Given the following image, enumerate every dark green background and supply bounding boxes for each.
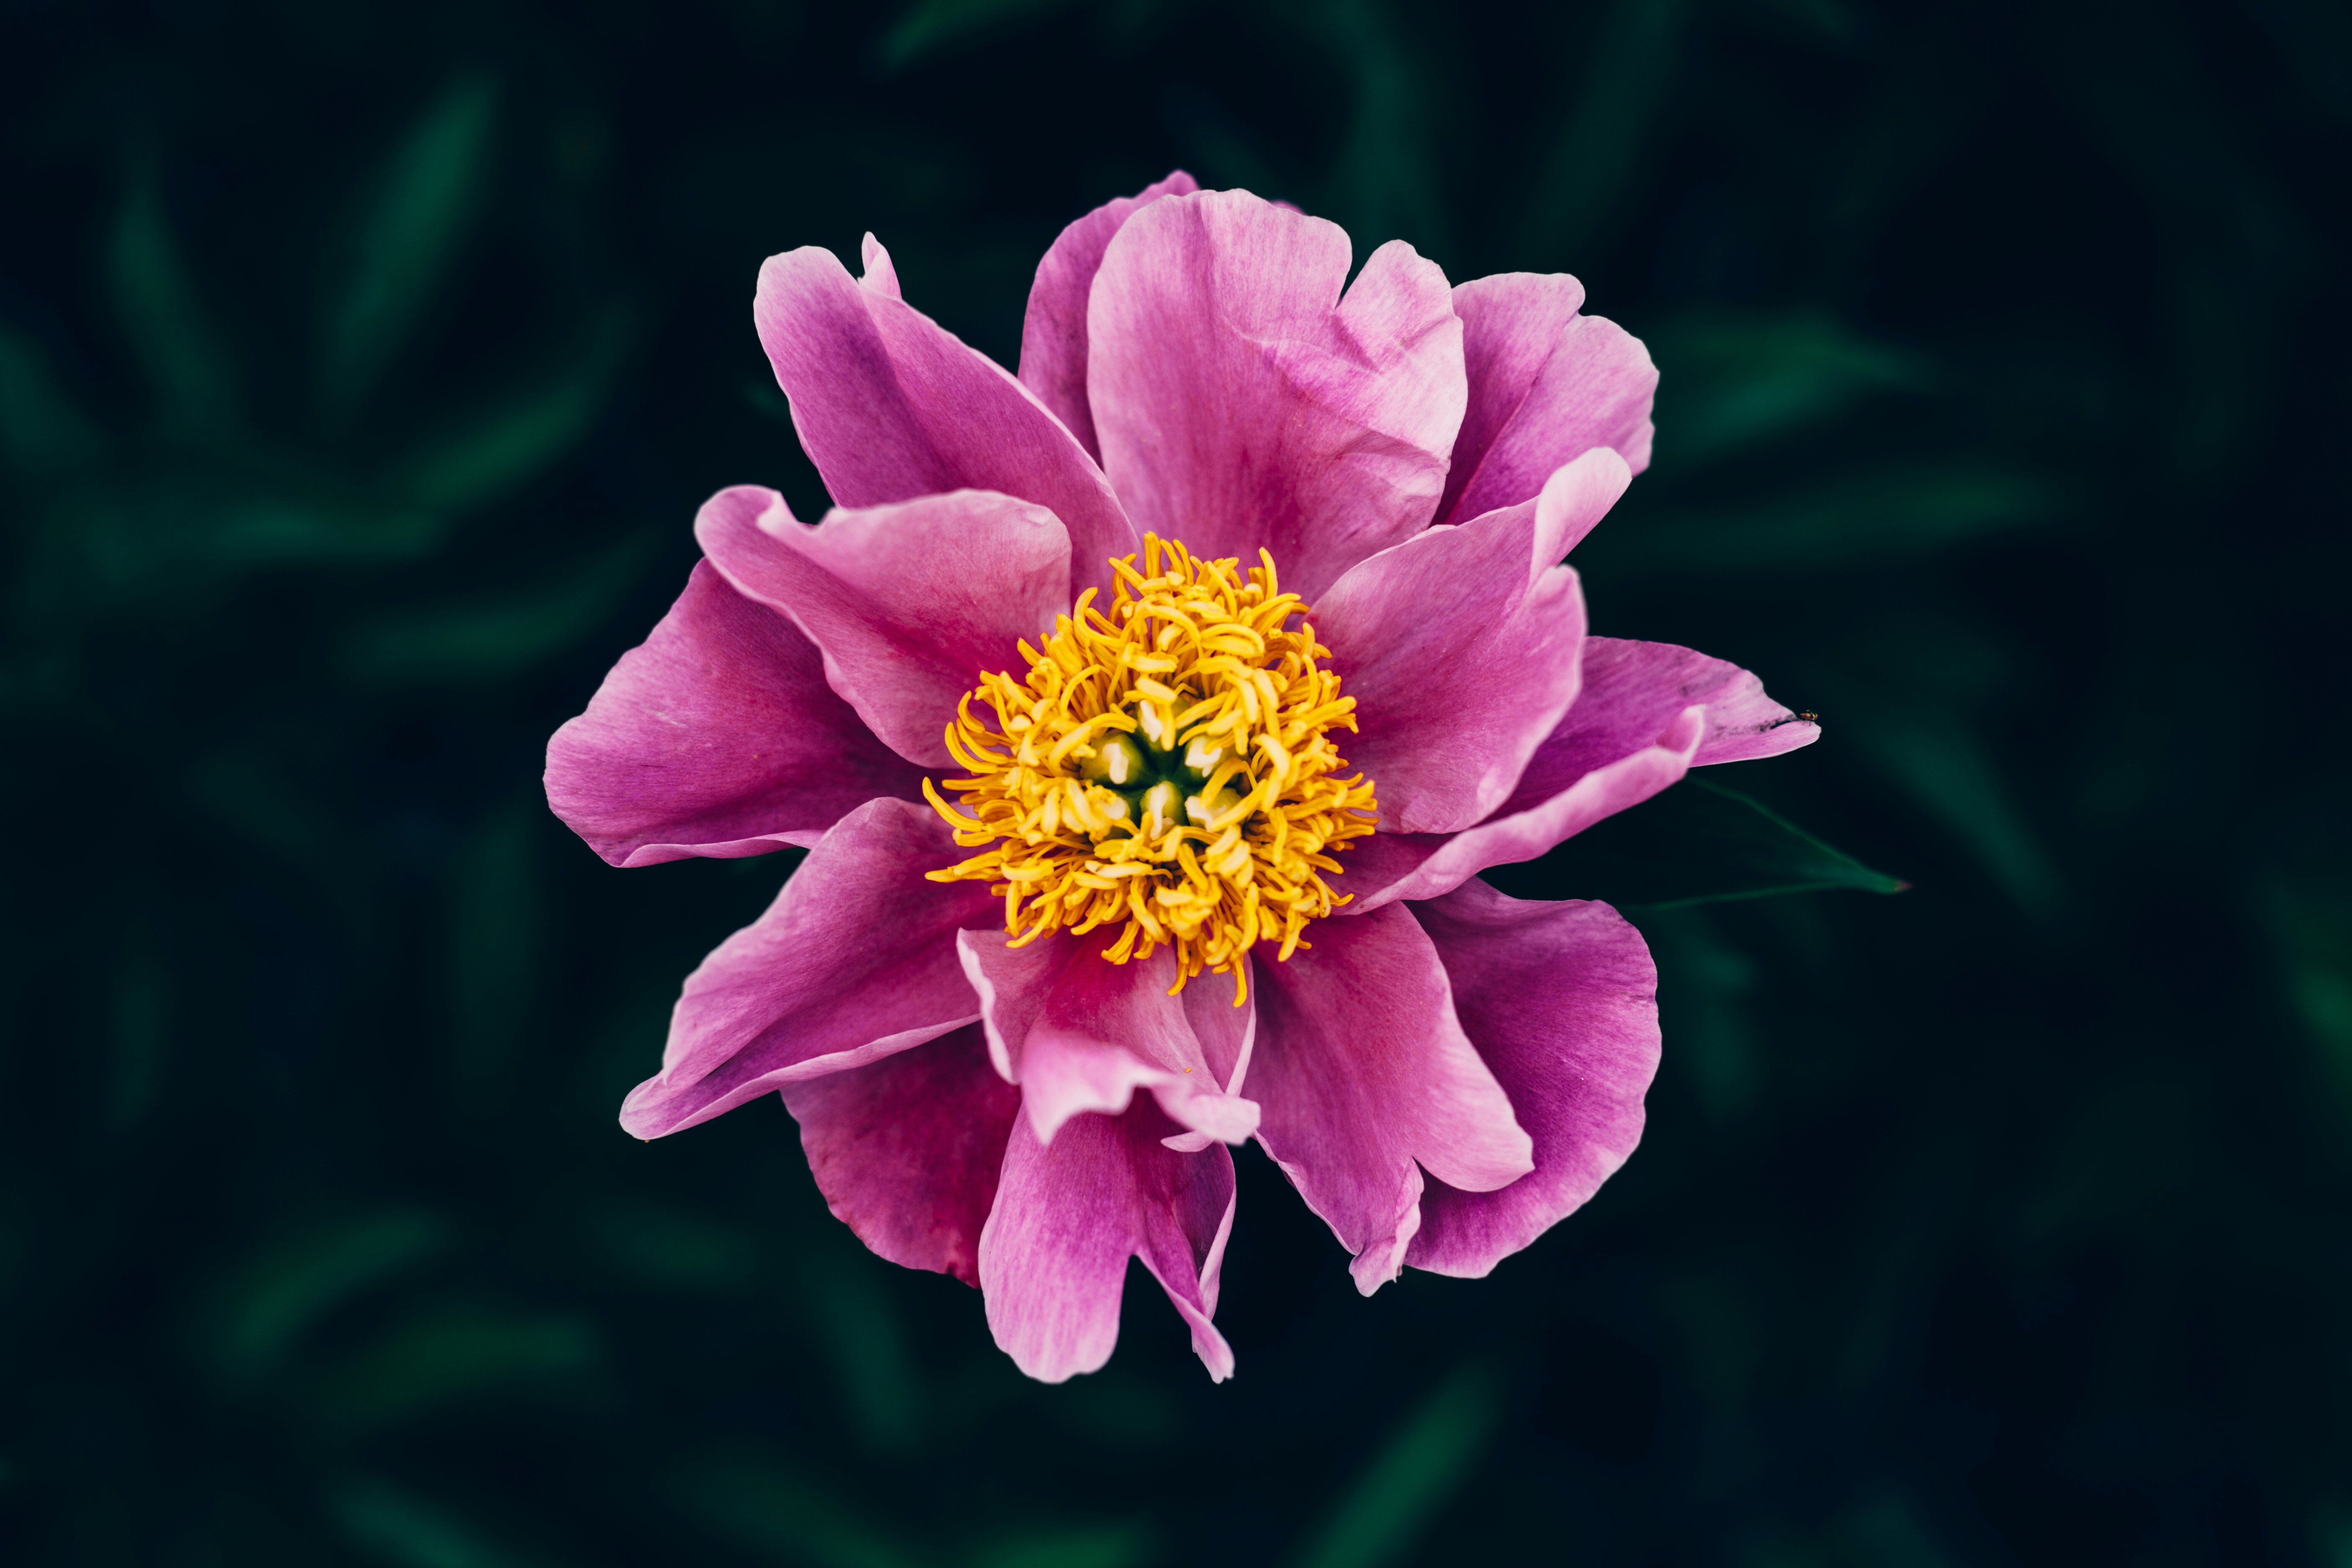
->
[5,0,2348,1562]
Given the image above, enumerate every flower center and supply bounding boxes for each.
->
[923,536,1378,1005]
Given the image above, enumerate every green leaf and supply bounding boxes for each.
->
[1602,462,2053,575]
[330,1477,547,1568]
[678,1453,930,1568]
[877,0,1089,72]
[324,75,500,414]
[1656,313,1929,464]
[395,311,629,512]
[340,536,650,686]
[106,164,240,444]
[312,1303,598,1430]
[1488,777,1906,910]
[1294,1363,1503,1568]
[0,320,101,475]
[203,1211,449,1378]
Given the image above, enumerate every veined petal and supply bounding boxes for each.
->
[1247,903,1532,1295]
[980,1103,1237,1382]
[1319,451,1627,835]
[545,561,926,867]
[696,484,1070,770]
[1406,882,1659,1277]
[1338,706,1707,913]
[1439,272,1657,527]
[958,929,1260,1149]
[1339,636,1816,911]
[1018,170,1199,463]
[755,239,1137,599]
[781,1024,1018,1286]
[1513,636,1821,794]
[619,798,995,1139]
[1086,189,1467,599]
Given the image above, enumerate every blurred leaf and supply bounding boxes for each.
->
[2266,879,2352,1124]
[582,1201,762,1288]
[878,0,1091,72]
[1294,1363,1502,1568]
[205,1211,449,1378]
[0,320,101,474]
[1849,711,2062,923]
[966,1523,1151,1568]
[1516,0,1683,263]
[810,1259,923,1453]
[1641,905,1762,1118]
[680,1453,930,1568]
[1607,464,2053,574]
[106,164,240,443]
[325,75,500,415]
[1491,777,1906,910]
[1657,313,1929,464]
[313,1303,598,1429]
[103,900,170,1134]
[1317,0,1448,257]
[341,536,651,686]
[396,312,629,512]
[332,1476,547,1568]
[446,797,547,1106]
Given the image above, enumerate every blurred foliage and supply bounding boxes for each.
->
[1,0,2347,1563]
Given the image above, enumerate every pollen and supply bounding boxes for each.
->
[923,535,1379,1005]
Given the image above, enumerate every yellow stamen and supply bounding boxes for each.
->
[924,535,1379,1003]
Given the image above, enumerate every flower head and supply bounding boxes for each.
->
[546,175,1818,1382]
[925,535,1376,1003]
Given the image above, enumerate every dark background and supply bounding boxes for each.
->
[4,0,2349,1563]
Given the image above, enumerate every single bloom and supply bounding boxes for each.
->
[546,175,1816,1382]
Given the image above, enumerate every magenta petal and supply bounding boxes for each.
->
[1340,707,1707,913]
[1527,636,1823,786]
[695,484,1069,769]
[1248,903,1532,1295]
[1340,635,1818,910]
[754,241,1137,598]
[1439,273,1658,528]
[1320,451,1627,834]
[1406,882,1659,1277]
[781,1023,1018,1287]
[980,1103,1237,1382]
[958,930,1259,1148]
[618,798,995,1139]
[1018,170,1199,463]
[546,561,926,867]
[1086,189,1467,598]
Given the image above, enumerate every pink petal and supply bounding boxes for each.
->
[694,483,1070,770]
[1439,273,1658,528]
[1085,189,1467,599]
[1247,903,1532,1295]
[754,240,1136,598]
[1339,706,1707,913]
[1017,170,1199,463]
[1518,637,1823,793]
[1319,451,1627,834]
[618,798,995,1139]
[980,1102,1237,1383]
[1340,637,1818,911]
[781,1023,1017,1287]
[545,561,928,867]
[958,929,1259,1149]
[1405,882,1659,1277]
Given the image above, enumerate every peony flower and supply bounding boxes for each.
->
[546,174,1816,1382]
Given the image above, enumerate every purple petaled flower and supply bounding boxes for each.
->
[546,175,1816,1382]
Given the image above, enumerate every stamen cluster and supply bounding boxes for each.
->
[923,536,1378,1004]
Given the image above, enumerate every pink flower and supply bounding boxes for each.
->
[545,175,1816,1382]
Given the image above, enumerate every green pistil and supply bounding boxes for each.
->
[1079,717,1242,833]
